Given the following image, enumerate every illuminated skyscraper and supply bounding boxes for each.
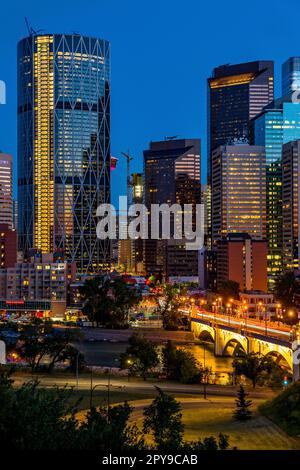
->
[211,144,266,244]
[282,139,300,270]
[253,100,300,288]
[17,34,111,273]
[207,61,274,247]
[143,139,201,280]
[0,153,12,227]
[282,57,300,98]
[131,173,144,273]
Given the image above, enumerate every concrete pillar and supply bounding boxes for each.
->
[214,328,224,356]
[293,346,300,382]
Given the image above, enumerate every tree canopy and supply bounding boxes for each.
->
[79,275,141,328]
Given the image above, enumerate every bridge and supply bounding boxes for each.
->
[191,309,300,381]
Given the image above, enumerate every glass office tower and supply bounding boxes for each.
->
[282,139,300,270]
[282,57,300,97]
[207,61,274,248]
[253,101,300,289]
[143,139,201,280]
[17,34,111,273]
[211,144,266,244]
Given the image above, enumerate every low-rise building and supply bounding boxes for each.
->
[0,253,76,318]
[232,291,278,318]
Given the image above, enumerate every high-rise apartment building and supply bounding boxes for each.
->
[143,139,201,279]
[211,144,266,244]
[216,233,267,292]
[253,100,300,288]
[17,34,111,273]
[282,139,300,270]
[282,57,300,98]
[0,153,12,227]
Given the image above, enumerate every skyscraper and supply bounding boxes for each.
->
[131,173,144,273]
[143,139,201,280]
[253,100,300,288]
[282,57,300,98]
[208,61,274,155]
[282,139,300,270]
[211,144,266,244]
[0,153,12,228]
[207,61,274,247]
[17,34,111,273]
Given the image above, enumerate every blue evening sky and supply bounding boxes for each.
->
[0,0,298,205]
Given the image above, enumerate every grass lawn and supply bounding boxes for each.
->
[129,397,300,450]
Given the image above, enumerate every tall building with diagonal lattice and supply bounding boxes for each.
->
[17,34,111,273]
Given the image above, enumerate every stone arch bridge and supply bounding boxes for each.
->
[191,317,300,381]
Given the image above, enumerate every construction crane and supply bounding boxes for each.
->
[25,17,44,36]
[120,151,134,207]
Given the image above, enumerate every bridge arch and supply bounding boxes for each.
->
[223,338,247,357]
[191,321,215,343]
[264,350,291,370]
[198,329,215,343]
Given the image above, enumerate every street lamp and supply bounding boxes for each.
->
[243,306,248,332]
[127,358,133,382]
[226,302,231,326]
[200,299,205,318]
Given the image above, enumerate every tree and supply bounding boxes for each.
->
[218,280,240,302]
[17,321,82,373]
[162,341,209,384]
[78,401,144,451]
[120,334,159,380]
[79,275,141,329]
[143,387,184,450]
[233,385,252,421]
[155,284,186,330]
[108,278,142,328]
[183,433,230,451]
[232,353,278,388]
[0,374,230,450]
[79,276,113,326]
[275,271,300,313]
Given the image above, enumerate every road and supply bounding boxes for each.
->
[13,372,274,400]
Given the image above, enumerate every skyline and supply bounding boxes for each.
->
[0,0,299,206]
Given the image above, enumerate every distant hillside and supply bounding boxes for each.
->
[260,381,300,436]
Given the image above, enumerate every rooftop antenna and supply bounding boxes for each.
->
[25,17,44,36]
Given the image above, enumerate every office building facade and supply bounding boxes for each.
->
[282,57,300,98]
[282,139,300,270]
[143,139,201,279]
[0,224,17,268]
[17,34,111,273]
[0,153,13,227]
[253,100,300,288]
[131,173,144,273]
[216,233,267,292]
[207,60,274,275]
[211,144,266,244]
